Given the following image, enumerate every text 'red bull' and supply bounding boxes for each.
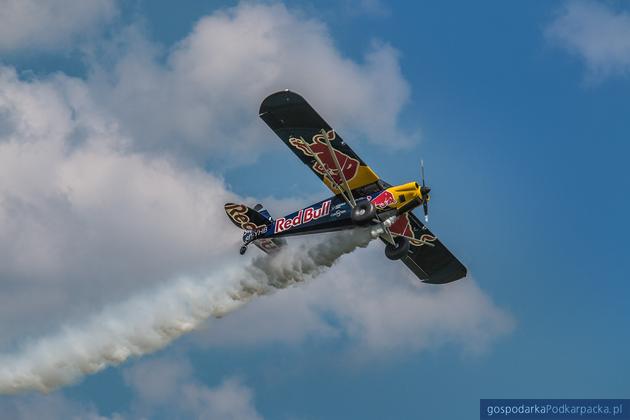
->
[274,200,331,234]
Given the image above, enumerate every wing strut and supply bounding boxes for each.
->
[370,215,397,245]
[381,223,397,245]
[319,129,397,243]
[320,129,356,208]
[294,136,356,208]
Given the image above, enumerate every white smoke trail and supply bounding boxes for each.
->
[0,229,372,394]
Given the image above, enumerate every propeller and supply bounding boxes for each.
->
[420,160,430,222]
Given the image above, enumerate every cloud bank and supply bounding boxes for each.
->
[0,1,511,406]
[86,2,413,163]
[1,356,261,420]
[0,0,420,351]
[0,66,240,348]
[123,357,262,420]
[0,0,117,52]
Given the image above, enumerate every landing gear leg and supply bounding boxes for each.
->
[239,245,247,255]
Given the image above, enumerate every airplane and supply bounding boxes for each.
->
[224,90,467,284]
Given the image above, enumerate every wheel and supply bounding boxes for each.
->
[239,246,247,255]
[385,236,410,260]
[351,200,376,225]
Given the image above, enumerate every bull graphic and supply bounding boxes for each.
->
[371,190,396,209]
[289,130,359,186]
[390,215,437,247]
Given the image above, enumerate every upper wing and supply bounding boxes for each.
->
[389,211,467,284]
[259,91,380,194]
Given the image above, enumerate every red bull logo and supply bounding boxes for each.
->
[289,130,359,185]
[371,190,396,209]
[274,200,331,234]
[389,214,437,247]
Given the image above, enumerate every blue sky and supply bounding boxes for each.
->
[0,1,629,419]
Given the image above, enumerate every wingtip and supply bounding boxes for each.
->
[259,90,307,116]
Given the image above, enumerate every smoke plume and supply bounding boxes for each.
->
[0,229,372,394]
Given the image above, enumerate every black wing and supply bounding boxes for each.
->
[397,212,467,284]
[259,91,381,195]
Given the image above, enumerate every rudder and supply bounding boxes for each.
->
[224,203,285,254]
[224,203,270,230]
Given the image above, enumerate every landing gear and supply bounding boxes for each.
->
[239,245,247,255]
[385,236,410,260]
[351,200,376,225]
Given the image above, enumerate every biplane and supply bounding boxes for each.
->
[225,91,466,284]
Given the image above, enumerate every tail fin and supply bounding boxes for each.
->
[224,203,285,254]
[253,203,274,222]
[224,203,271,230]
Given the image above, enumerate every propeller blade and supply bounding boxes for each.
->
[421,159,426,187]
[420,159,429,222]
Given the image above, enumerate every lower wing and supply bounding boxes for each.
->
[389,212,467,284]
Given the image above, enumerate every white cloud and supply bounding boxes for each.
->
[123,357,194,404]
[86,2,413,164]
[123,357,262,420]
[194,243,513,357]
[182,378,262,420]
[0,356,259,420]
[0,66,240,348]
[0,393,120,420]
[0,0,117,53]
[546,1,630,79]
